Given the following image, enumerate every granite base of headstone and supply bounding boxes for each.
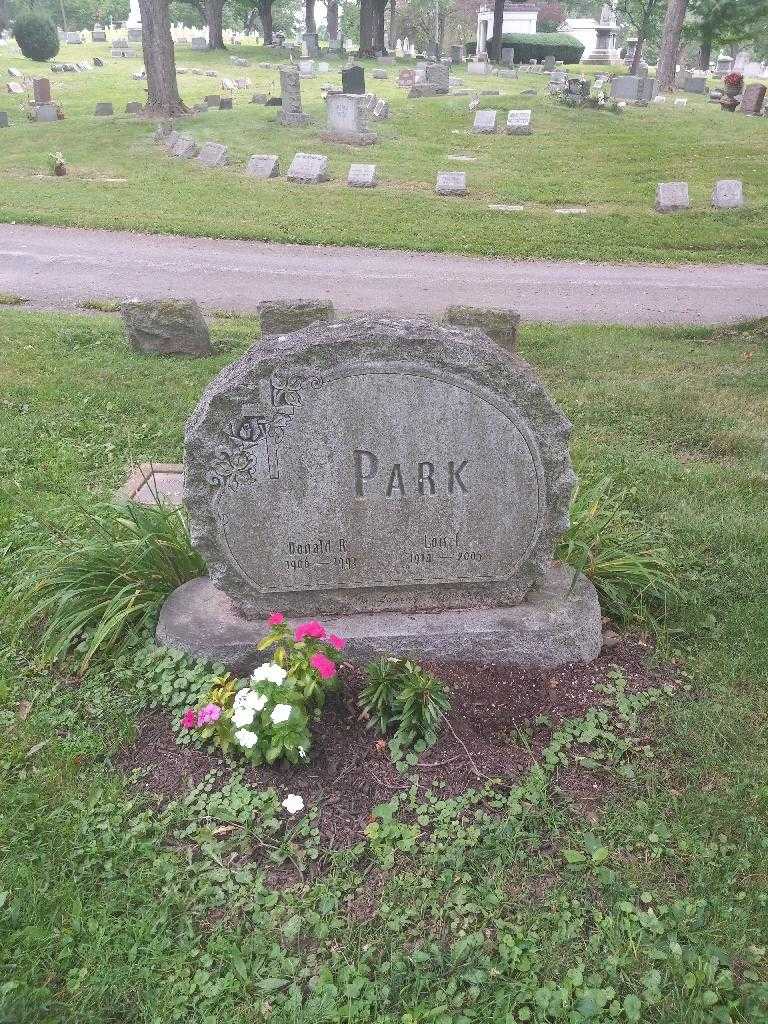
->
[33,103,58,122]
[120,299,213,356]
[94,102,113,116]
[155,314,601,670]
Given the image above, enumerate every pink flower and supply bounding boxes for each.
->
[310,652,337,680]
[181,708,197,729]
[267,612,285,627]
[295,620,326,642]
[328,634,346,651]
[197,703,221,726]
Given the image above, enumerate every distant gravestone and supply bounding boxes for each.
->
[673,97,687,109]
[94,102,113,115]
[711,179,744,209]
[298,59,315,77]
[286,152,330,183]
[171,134,199,159]
[436,170,467,195]
[506,109,532,135]
[125,101,142,113]
[342,64,365,94]
[655,181,689,213]
[373,68,388,80]
[191,37,207,50]
[398,69,415,89]
[450,45,464,63]
[197,141,229,167]
[323,92,376,144]
[7,82,24,95]
[467,61,489,75]
[371,98,389,120]
[473,109,497,133]
[219,97,233,109]
[681,75,706,94]
[121,299,213,357]
[34,103,58,122]
[92,28,107,41]
[348,162,377,187]
[33,78,51,104]
[501,47,514,66]
[279,66,311,125]
[739,83,766,115]
[157,314,600,671]
[0,112,8,128]
[246,153,280,178]
[204,94,220,107]
[544,54,556,71]
[111,48,135,58]
[258,300,334,336]
[425,62,449,94]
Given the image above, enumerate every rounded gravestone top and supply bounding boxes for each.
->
[185,315,575,618]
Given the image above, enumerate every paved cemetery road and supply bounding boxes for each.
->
[2,223,768,325]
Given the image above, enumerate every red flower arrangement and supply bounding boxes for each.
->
[724,71,744,89]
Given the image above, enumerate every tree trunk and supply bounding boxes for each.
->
[656,0,689,92]
[630,20,647,73]
[436,7,445,58]
[358,0,375,56]
[0,0,7,33]
[489,0,505,60]
[138,0,187,117]
[373,0,387,52]
[58,0,68,32]
[256,0,273,43]
[327,0,338,41]
[698,28,712,71]
[305,0,316,34]
[388,0,395,48]
[204,0,225,49]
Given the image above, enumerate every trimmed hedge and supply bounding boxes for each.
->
[466,31,584,64]
[13,12,60,60]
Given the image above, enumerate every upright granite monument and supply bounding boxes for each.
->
[157,315,601,670]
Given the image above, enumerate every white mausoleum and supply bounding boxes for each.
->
[561,4,621,64]
[476,3,538,55]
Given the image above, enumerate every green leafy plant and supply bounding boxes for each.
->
[557,476,679,624]
[179,615,347,765]
[359,658,450,757]
[12,12,60,60]
[2,500,204,671]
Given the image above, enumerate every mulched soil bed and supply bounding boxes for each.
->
[118,634,676,853]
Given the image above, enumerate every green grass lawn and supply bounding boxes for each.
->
[1,309,767,1022]
[1,44,768,263]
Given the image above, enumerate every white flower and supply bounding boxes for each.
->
[298,746,307,759]
[232,706,255,728]
[251,662,287,686]
[282,794,304,814]
[270,703,292,725]
[234,728,258,749]
[234,688,267,713]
